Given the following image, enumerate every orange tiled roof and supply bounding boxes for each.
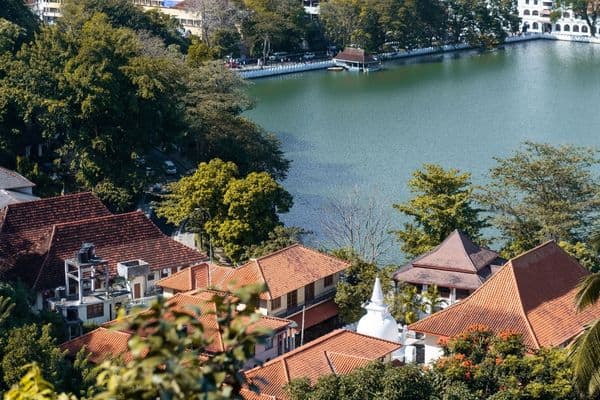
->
[60,327,134,364]
[157,262,234,292]
[230,245,350,300]
[32,211,207,290]
[0,192,111,284]
[394,230,503,290]
[409,241,600,349]
[243,329,401,399]
[62,290,294,362]
[288,299,339,329]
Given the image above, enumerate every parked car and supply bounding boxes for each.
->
[269,52,288,62]
[164,160,177,175]
[303,52,315,60]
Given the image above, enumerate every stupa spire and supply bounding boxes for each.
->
[370,276,385,305]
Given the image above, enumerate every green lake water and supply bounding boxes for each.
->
[245,40,600,263]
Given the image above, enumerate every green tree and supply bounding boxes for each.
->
[479,142,600,258]
[394,164,487,259]
[1,324,69,391]
[243,226,309,259]
[433,326,578,399]
[569,272,600,398]
[333,252,396,324]
[92,285,267,399]
[559,240,600,272]
[157,159,293,262]
[287,362,433,400]
[0,0,38,47]
[4,363,75,400]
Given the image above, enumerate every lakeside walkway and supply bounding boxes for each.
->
[238,33,600,79]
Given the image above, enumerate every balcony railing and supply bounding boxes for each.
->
[275,288,336,318]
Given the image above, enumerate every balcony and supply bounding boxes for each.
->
[275,288,336,318]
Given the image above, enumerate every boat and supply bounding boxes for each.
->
[332,47,382,72]
[327,66,345,71]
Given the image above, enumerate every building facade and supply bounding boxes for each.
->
[517,0,600,35]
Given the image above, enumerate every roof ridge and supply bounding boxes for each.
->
[507,261,541,349]
[282,357,291,384]
[252,244,302,262]
[325,350,374,361]
[5,192,92,210]
[324,350,337,374]
[455,230,479,272]
[244,330,348,373]
[51,210,146,229]
[345,329,402,346]
[506,240,556,264]
[251,260,271,299]
[409,261,514,332]
[31,224,59,290]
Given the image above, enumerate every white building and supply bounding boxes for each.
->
[517,0,599,35]
[28,0,203,36]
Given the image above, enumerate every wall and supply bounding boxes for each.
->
[423,334,444,365]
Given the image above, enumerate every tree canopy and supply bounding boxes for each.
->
[479,142,600,258]
[156,159,293,262]
[394,163,488,259]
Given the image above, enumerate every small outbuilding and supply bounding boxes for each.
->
[333,47,381,72]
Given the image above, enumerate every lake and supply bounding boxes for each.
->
[245,40,600,263]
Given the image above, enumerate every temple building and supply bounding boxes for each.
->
[393,230,504,306]
[408,241,600,364]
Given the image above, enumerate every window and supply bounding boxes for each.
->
[287,290,298,308]
[147,273,155,281]
[161,268,170,278]
[456,289,470,300]
[533,0,538,4]
[573,25,580,32]
[532,10,539,15]
[324,274,334,287]
[533,22,539,29]
[439,286,451,298]
[305,282,315,302]
[87,303,104,319]
[564,24,570,31]
[524,9,530,15]
[265,336,274,350]
[271,297,281,310]
[525,0,529,4]
[582,25,589,32]
[259,299,268,309]
[555,24,561,31]
[563,12,570,18]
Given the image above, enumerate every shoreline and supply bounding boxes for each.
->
[238,33,600,79]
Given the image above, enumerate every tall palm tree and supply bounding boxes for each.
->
[570,229,600,398]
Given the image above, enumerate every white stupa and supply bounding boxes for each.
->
[356,277,400,343]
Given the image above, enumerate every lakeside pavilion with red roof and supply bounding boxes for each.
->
[393,230,504,306]
[407,241,600,364]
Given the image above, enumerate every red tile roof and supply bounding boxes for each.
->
[0,192,112,283]
[158,245,350,301]
[157,262,234,292]
[230,245,350,300]
[333,48,376,63]
[394,230,503,290]
[32,211,207,290]
[409,241,600,349]
[62,290,294,362]
[243,329,401,399]
[289,299,339,330]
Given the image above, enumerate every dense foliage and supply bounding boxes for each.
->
[0,0,289,212]
[320,0,520,51]
[287,328,579,400]
[156,159,293,262]
[479,142,600,259]
[394,163,488,259]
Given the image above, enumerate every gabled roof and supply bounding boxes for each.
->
[33,211,206,290]
[243,329,401,400]
[61,290,294,363]
[0,167,34,190]
[409,241,600,349]
[393,230,502,290]
[333,48,376,63]
[231,245,350,300]
[0,192,112,283]
[157,262,234,292]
